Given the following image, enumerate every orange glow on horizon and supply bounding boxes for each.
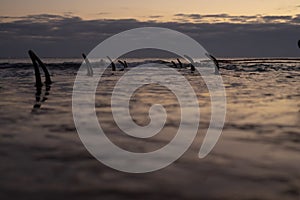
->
[0,0,299,23]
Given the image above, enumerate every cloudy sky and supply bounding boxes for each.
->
[0,0,300,58]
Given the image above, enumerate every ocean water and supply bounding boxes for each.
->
[0,58,300,199]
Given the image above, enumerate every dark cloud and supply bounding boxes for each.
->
[261,15,293,23]
[291,14,300,23]
[0,14,299,58]
[202,14,230,18]
[187,14,202,19]
[262,16,292,20]
[174,13,186,17]
[174,13,202,19]
[148,15,163,19]
[97,12,111,15]
[173,13,299,24]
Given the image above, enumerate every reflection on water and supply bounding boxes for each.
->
[32,83,51,111]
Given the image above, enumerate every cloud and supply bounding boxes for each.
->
[261,15,293,23]
[174,13,186,17]
[173,13,299,24]
[0,14,299,58]
[291,14,300,23]
[148,15,163,19]
[97,12,111,15]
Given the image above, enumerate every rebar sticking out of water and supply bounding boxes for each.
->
[28,50,52,87]
[177,58,183,68]
[205,53,220,75]
[171,61,177,68]
[184,55,195,73]
[107,56,116,71]
[82,53,93,76]
[118,60,128,71]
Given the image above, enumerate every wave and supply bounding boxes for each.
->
[0,58,299,73]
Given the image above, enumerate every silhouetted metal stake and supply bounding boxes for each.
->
[205,53,220,75]
[107,56,116,71]
[124,61,128,68]
[28,50,52,111]
[184,55,195,73]
[118,60,127,71]
[28,50,52,87]
[177,58,183,68]
[171,61,177,68]
[82,53,93,76]
[190,64,195,73]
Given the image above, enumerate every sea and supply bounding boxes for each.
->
[0,57,299,199]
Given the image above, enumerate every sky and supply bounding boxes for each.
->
[0,0,300,58]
